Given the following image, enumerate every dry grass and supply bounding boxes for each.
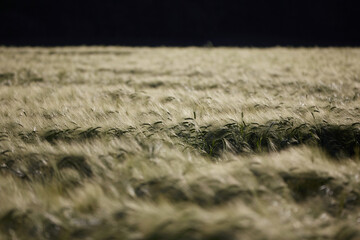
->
[0,46,360,240]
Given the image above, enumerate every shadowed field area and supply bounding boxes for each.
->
[0,47,360,239]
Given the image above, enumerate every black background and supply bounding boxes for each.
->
[1,0,359,46]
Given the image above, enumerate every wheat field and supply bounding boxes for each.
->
[0,47,360,240]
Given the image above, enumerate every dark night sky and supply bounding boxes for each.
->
[0,0,359,46]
